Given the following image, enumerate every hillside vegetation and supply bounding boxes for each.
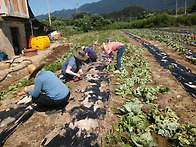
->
[39,1,196,38]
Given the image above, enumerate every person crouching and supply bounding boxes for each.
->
[82,46,97,64]
[25,64,70,109]
[61,50,88,82]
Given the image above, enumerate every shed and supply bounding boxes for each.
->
[0,0,30,59]
[0,0,55,59]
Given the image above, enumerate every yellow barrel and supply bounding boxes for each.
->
[41,36,50,47]
[31,37,38,49]
[38,36,47,49]
[31,36,50,50]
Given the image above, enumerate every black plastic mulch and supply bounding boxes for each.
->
[124,32,196,98]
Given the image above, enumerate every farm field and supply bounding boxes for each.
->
[0,28,196,146]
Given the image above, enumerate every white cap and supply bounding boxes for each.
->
[81,46,86,50]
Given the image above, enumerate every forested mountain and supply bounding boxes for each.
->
[101,6,149,21]
[36,0,195,20]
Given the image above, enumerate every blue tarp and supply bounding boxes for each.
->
[0,51,4,61]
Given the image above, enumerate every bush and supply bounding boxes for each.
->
[176,13,196,26]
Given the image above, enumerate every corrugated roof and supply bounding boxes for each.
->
[0,0,29,18]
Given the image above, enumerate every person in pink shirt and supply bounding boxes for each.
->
[101,42,125,73]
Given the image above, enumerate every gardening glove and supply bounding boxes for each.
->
[76,74,81,78]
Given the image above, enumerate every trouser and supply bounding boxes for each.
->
[61,65,79,80]
[32,92,70,109]
[117,45,125,70]
[87,57,97,64]
[91,57,97,62]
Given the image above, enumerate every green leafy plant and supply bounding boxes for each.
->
[167,65,174,69]
[108,63,115,72]
[131,132,157,147]
[172,123,196,147]
[117,98,157,147]
[148,105,180,137]
[158,86,170,94]
[133,85,158,103]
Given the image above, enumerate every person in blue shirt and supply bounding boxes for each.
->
[82,46,97,64]
[25,64,70,109]
[61,50,87,82]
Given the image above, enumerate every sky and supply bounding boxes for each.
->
[28,0,101,16]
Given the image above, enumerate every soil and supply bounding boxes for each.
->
[0,41,68,91]
[0,31,196,147]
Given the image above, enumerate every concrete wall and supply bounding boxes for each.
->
[0,21,27,59]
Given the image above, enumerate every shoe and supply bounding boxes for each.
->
[114,70,120,74]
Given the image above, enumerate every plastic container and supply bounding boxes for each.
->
[28,35,35,48]
[51,31,61,39]
[31,36,50,50]
[23,48,38,56]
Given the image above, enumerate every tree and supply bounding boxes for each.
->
[72,12,91,19]
[191,0,196,12]
[72,12,111,32]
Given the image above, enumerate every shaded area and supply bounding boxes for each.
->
[124,32,196,98]
[0,102,34,147]
[45,125,98,147]
[0,106,28,127]
[71,105,106,121]
[0,98,67,146]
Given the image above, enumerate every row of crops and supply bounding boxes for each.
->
[124,31,196,98]
[151,27,196,35]
[104,31,196,146]
[124,29,196,64]
[125,29,196,47]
